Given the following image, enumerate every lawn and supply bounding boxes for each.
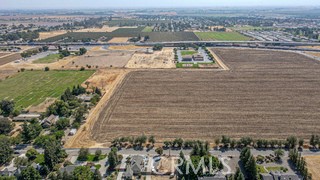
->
[35,154,44,164]
[0,70,94,109]
[195,32,251,41]
[266,166,288,172]
[33,54,61,64]
[257,165,268,173]
[142,26,153,32]
[180,50,197,56]
[176,63,199,68]
[87,154,107,162]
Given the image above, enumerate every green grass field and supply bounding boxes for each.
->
[0,70,94,109]
[142,26,153,32]
[33,54,60,64]
[195,32,251,41]
[180,50,197,56]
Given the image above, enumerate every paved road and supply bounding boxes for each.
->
[14,145,320,157]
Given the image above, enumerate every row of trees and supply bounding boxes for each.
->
[215,135,302,149]
[111,134,156,148]
[289,149,312,180]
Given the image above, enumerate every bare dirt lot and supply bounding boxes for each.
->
[305,156,320,180]
[86,49,320,144]
[0,53,21,66]
[68,49,134,68]
[107,37,130,43]
[126,48,175,69]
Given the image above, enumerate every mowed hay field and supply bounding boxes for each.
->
[0,70,94,109]
[195,32,251,41]
[91,49,320,143]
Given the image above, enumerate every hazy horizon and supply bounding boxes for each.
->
[1,0,320,10]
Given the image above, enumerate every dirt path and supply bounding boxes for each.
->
[64,68,132,148]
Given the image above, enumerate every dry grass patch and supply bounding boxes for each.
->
[125,48,175,69]
[107,37,130,43]
[38,31,67,40]
[305,156,320,180]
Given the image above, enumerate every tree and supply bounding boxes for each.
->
[299,138,304,148]
[44,138,65,170]
[0,100,14,117]
[0,118,14,135]
[310,135,317,148]
[108,148,118,170]
[234,167,245,180]
[56,118,70,130]
[93,168,102,180]
[94,149,102,161]
[79,48,87,55]
[0,136,13,165]
[245,155,257,180]
[148,135,155,146]
[44,67,50,71]
[14,157,28,168]
[286,136,297,149]
[155,147,163,155]
[26,148,38,161]
[78,147,89,161]
[72,166,93,180]
[18,166,41,180]
[21,119,42,143]
[215,138,220,148]
[274,149,284,161]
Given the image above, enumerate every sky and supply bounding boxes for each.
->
[1,0,320,9]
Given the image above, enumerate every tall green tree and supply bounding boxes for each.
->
[0,100,14,117]
[0,135,13,165]
[18,166,41,180]
[72,166,93,180]
[44,138,65,170]
[0,118,14,135]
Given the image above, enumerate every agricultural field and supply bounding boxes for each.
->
[38,30,67,40]
[0,70,94,109]
[142,26,153,32]
[39,27,144,42]
[33,54,60,64]
[89,49,320,143]
[142,32,199,42]
[0,53,21,66]
[195,32,251,41]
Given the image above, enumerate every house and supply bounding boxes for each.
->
[13,113,41,122]
[128,155,146,175]
[67,46,80,52]
[146,48,154,54]
[182,55,193,62]
[122,164,133,180]
[270,171,300,180]
[48,46,59,51]
[193,54,204,61]
[41,114,59,128]
[77,94,93,102]
[198,172,226,180]
[69,129,77,136]
[60,165,80,174]
[260,173,274,180]
[0,167,17,177]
